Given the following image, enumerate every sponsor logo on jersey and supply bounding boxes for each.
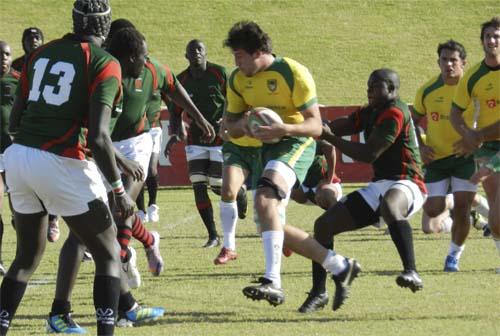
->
[434,96,444,103]
[135,78,143,92]
[486,99,497,109]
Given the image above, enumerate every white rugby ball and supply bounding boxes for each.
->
[247,107,283,144]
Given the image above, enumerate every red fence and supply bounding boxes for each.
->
[157,106,375,186]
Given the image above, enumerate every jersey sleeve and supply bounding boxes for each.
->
[226,69,249,117]
[452,74,470,111]
[412,84,426,116]
[371,107,404,143]
[89,59,122,108]
[291,62,318,111]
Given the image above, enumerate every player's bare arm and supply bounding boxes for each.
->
[454,120,500,155]
[88,101,134,218]
[7,95,26,136]
[318,139,336,183]
[224,110,251,138]
[114,149,145,181]
[412,113,435,164]
[322,125,393,163]
[168,84,215,142]
[328,115,359,137]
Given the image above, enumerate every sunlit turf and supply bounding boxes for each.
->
[2,186,498,335]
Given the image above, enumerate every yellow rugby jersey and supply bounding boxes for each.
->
[413,74,475,160]
[453,61,500,132]
[229,134,262,147]
[226,56,318,125]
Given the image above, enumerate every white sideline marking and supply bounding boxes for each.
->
[27,278,55,288]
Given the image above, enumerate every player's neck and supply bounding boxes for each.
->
[189,62,207,78]
[441,74,460,86]
[258,53,275,72]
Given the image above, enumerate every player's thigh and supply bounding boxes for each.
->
[148,152,160,177]
[114,132,153,181]
[221,165,248,200]
[381,180,426,222]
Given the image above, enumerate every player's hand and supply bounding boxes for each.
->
[117,157,144,181]
[114,192,135,220]
[196,119,216,143]
[320,122,333,139]
[453,129,482,156]
[470,165,493,185]
[164,135,181,159]
[253,123,287,142]
[419,144,435,165]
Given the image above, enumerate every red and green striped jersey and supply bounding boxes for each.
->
[14,34,121,160]
[349,99,426,193]
[112,56,178,141]
[170,62,227,146]
[0,68,20,152]
[144,56,178,128]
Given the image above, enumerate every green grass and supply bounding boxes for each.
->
[0,0,497,105]
[3,186,499,335]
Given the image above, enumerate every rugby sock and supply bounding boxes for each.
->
[146,174,159,206]
[118,291,136,313]
[94,275,119,336]
[117,226,132,262]
[131,214,154,248]
[220,201,238,250]
[311,242,333,294]
[322,250,348,275]
[472,195,490,218]
[387,220,416,271]
[50,299,71,316]
[448,241,464,260]
[262,230,284,288]
[193,183,218,239]
[0,277,27,334]
[136,186,146,213]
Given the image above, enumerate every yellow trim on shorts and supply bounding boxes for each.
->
[288,137,314,167]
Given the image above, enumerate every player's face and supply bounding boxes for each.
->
[367,76,390,108]
[232,49,259,77]
[23,33,42,54]
[482,26,500,57]
[0,43,12,76]
[186,41,207,67]
[438,49,465,81]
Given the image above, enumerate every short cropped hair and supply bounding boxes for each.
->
[437,40,467,60]
[223,21,272,54]
[108,18,136,42]
[72,0,112,39]
[480,16,500,41]
[107,27,145,60]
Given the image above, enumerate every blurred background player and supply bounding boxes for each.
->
[313,69,426,311]
[0,1,133,334]
[224,21,361,310]
[412,40,489,272]
[167,39,242,248]
[0,41,19,276]
[11,27,44,72]
[450,16,500,272]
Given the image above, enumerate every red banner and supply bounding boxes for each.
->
[157,106,377,186]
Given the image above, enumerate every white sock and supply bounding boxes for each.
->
[262,230,284,288]
[473,195,490,218]
[220,201,238,250]
[493,238,500,257]
[448,241,464,259]
[440,216,453,233]
[322,249,347,275]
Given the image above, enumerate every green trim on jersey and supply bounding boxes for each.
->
[228,70,242,98]
[467,61,490,97]
[268,57,294,93]
[421,76,444,105]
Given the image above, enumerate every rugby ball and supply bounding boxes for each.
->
[247,107,283,144]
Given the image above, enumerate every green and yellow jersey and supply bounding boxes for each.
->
[0,69,20,152]
[226,56,317,124]
[15,34,121,160]
[453,61,500,132]
[413,74,475,160]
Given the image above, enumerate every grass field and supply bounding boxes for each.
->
[1,186,499,336]
[1,1,499,335]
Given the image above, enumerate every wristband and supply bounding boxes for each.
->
[111,179,125,195]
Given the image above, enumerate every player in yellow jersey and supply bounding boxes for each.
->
[413,40,490,271]
[450,17,500,272]
[224,21,360,310]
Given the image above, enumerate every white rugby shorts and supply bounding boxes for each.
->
[113,132,153,182]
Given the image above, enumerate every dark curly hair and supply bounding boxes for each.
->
[223,21,272,54]
[480,16,500,41]
[107,27,145,60]
[72,0,112,39]
[437,40,467,60]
